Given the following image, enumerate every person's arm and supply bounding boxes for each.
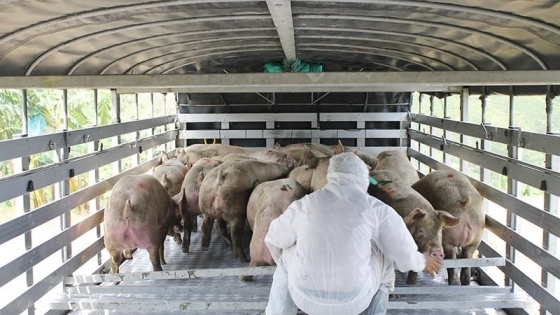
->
[369,200,426,273]
[264,201,299,264]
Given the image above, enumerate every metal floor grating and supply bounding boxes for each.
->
[66,219,508,315]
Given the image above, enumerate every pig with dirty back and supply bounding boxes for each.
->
[198,160,292,262]
[375,149,420,186]
[241,178,307,281]
[177,158,223,253]
[368,170,461,284]
[411,169,485,285]
[104,174,185,273]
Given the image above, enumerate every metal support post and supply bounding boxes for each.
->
[428,94,434,172]
[311,117,319,144]
[479,93,491,245]
[505,89,518,288]
[416,94,423,169]
[163,93,168,153]
[357,120,365,148]
[88,89,102,267]
[459,87,469,172]
[134,93,140,166]
[266,121,275,148]
[59,89,72,264]
[443,94,449,164]
[221,121,230,145]
[15,89,34,315]
[541,91,558,315]
[150,93,155,159]
[111,89,122,174]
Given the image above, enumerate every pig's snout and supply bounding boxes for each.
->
[430,250,445,260]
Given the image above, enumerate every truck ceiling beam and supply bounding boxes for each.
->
[266,0,296,60]
[0,71,559,92]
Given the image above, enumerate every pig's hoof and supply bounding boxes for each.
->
[161,259,167,265]
[201,246,209,251]
[389,294,400,299]
[239,275,254,281]
[182,247,190,253]
[449,278,461,285]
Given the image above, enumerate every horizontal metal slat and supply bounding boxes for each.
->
[410,114,560,156]
[181,129,405,139]
[1,237,104,315]
[178,113,317,123]
[0,116,175,162]
[65,283,512,296]
[0,210,104,289]
[178,112,407,123]
[409,129,560,197]
[478,242,560,314]
[408,148,560,239]
[0,131,177,203]
[66,266,277,285]
[321,112,407,122]
[0,151,168,246]
[48,293,533,311]
[485,216,560,281]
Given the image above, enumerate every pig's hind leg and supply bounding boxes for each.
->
[459,242,480,285]
[147,245,163,271]
[217,219,233,249]
[201,215,215,251]
[108,247,124,274]
[444,245,460,285]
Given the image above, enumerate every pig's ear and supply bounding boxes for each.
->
[161,151,170,163]
[197,172,205,185]
[438,210,461,228]
[334,140,345,155]
[274,142,282,150]
[302,147,319,169]
[368,158,379,171]
[407,208,427,221]
[161,173,171,189]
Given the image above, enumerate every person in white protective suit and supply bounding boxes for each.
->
[263,152,442,315]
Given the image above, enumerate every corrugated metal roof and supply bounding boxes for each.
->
[0,0,559,79]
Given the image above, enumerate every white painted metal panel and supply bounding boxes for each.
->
[178,113,317,123]
[321,112,407,122]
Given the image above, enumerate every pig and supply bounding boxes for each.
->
[177,158,224,253]
[411,169,485,285]
[288,165,315,192]
[104,174,185,273]
[368,170,461,284]
[218,153,256,162]
[375,149,419,186]
[299,142,345,191]
[333,140,379,170]
[275,142,334,158]
[184,144,297,169]
[152,156,188,244]
[198,160,292,262]
[241,178,307,281]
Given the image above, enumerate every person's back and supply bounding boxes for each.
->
[264,152,441,315]
[288,181,376,313]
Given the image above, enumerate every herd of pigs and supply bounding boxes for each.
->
[104,141,484,286]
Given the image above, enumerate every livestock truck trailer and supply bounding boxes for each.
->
[0,1,559,315]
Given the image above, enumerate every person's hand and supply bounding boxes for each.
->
[423,253,443,277]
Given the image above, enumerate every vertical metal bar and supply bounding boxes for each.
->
[135,93,140,166]
[417,93,423,169]
[111,89,122,174]
[480,93,491,246]
[15,89,33,315]
[150,93,155,159]
[356,121,365,148]
[442,94,449,164]
[266,121,275,148]
[60,89,72,264]
[505,88,518,288]
[542,91,558,315]
[428,94,434,172]
[21,89,28,134]
[163,93,168,152]
[89,89,102,267]
[459,87,469,172]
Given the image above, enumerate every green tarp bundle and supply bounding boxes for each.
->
[263,58,323,73]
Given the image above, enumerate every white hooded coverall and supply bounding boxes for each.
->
[264,152,426,315]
